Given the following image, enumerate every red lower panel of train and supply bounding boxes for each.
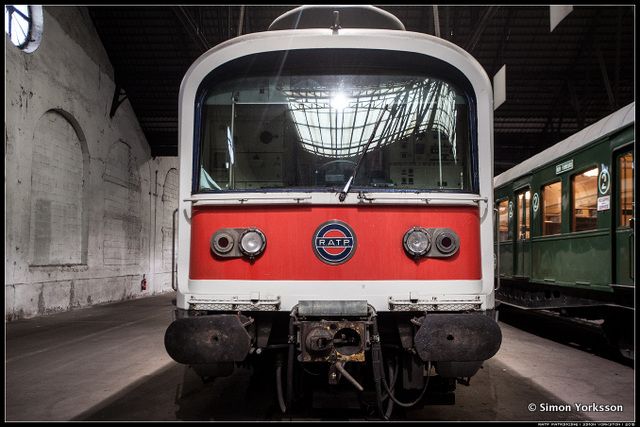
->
[189,205,481,281]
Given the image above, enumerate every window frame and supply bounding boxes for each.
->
[192,48,480,195]
[570,165,599,233]
[496,197,511,242]
[540,179,563,236]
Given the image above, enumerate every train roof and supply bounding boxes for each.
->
[268,5,406,31]
[494,102,635,188]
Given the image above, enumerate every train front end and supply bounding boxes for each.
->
[165,6,501,415]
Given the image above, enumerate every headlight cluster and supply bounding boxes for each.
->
[403,227,460,259]
[403,227,431,257]
[211,228,266,259]
[239,229,267,257]
[210,225,458,261]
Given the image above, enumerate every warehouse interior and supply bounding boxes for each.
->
[6,3,634,320]
[85,5,635,167]
[4,4,635,422]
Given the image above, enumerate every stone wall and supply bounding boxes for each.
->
[5,6,178,320]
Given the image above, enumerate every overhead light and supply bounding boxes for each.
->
[403,227,431,257]
[330,92,349,111]
[239,229,267,258]
[284,78,459,158]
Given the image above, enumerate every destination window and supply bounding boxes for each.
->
[542,181,562,235]
[572,167,598,232]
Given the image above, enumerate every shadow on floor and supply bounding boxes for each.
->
[74,357,588,422]
[497,305,634,367]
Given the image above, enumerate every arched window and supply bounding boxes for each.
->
[30,110,88,266]
[5,5,43,53]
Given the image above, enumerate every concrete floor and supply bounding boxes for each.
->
[5,293,635,421]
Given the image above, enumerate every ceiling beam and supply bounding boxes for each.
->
[465,6,498,53]
[172,6,210,53]
[432,6,440,37]
[238,5,246,36]
[594,43,616,111]
[491,8,514,76]
[613,7,622,109]
[442,6,450,40]
[542,9,599,135]
[567,79,584,129]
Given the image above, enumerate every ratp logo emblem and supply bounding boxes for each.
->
[312,220,357,265]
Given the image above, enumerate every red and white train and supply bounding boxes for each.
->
[165,5,501,418]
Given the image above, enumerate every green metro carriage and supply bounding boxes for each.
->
[493,102,635,358]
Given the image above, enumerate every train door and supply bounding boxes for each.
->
[514,187,531,278]
[614,147,634,286]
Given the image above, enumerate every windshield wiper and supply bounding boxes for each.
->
[339,105,392,202]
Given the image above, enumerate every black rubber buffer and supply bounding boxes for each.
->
[164,314,251,364]
[414,313,501,362]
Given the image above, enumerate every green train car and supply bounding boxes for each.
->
[493,102,635,358]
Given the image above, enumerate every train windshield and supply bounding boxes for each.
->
[196,49,474,193]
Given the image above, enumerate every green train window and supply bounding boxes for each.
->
[618,152,634,228]
[572,167,598,232]
[498,199,510,241]
[542,181,562,235]
[516,189,530,240]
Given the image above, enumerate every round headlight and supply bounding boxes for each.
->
[435,230,459,255]
[239,229,266,258]
[211,230,235,255]
[403,227,431,257]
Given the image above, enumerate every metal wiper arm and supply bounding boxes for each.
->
[338,105,390,202]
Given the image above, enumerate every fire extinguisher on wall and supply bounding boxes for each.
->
[141,274,147,291]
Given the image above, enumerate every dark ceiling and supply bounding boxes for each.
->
[87,5,635,174]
